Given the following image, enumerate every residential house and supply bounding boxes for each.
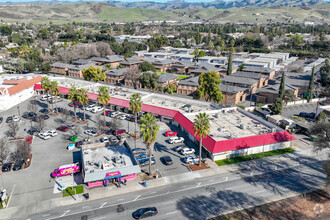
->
[72,59,95,66]
[89,57,112,65]
[242,66,276,80]
[257,83,299,103]
[51,62,70,75]
[219,84,247,105]
[190,63,222,76]
[158,73,178,86]
[221,75,259,94]
[232,71,269,88]
[120,57,142,69]
[171,61,195,74]
[152,59,174,72]
[177,76,199,95]
[106,55,124,68]
[105,68,129,85]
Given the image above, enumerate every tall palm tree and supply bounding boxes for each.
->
[41,77,51,111]
[129,93,143,149]
[97,86,110,128]
[50,81,59,113]
[139,113,159,176]
[77,88,89,121]
[68,87,78,119]
[193,113,210,167]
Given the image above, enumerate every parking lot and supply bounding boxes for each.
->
[281,103,318,119]
[0,93,200,207]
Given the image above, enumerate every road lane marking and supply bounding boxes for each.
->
[133,195,141,201]
[7,184,16,208]
[99,202,107,208]
[60,210,70,217]
[196,182,201,187]
[165,211,178,215]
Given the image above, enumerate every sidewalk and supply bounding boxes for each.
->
[0,144,324,219]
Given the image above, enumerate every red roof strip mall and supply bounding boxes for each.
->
[34,84,295,161]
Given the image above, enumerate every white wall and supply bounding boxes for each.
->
[0,87,35,112]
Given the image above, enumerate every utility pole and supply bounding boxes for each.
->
[249,88,253,107]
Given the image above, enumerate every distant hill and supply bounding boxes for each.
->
[0,2,329,24]
[107,0,326,10]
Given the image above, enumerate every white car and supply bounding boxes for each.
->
[38,132,51,140]
[110,112,119,118]
[84,130,97,136]
[13,116,20,122]
[85,104,95,111]
[45,130,58,137]
[91,106,104,113]
[180,147,195,155]
[118,114,127,120]
[40,95,51,101]
[100,136,109,143]
[169,137,185,144]
[110,136,118,142]
[184,155,199,164]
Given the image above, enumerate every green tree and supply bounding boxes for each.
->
[227,52,233,75]
[139,113,159,176]
[138,61,156,72]
[82,66,106,82]
[129,93,143,149]
[197,71,223,103]
[193,113,210,167]
[40,62,51,74]
[316,112,328,122]
[270,98,283,115]
[278,72,285,99]
[238,63,245,71]
[283,89,296,103]
[166,83,177,95]
[50,81,59,112]
[24,61,36,72]
[97,86,110,128]
[320,59,330,86]
[195,32,202,45]
[77,88,89,121]
[306,66,315,102]
[68,87,78,120]
[198,50,206,57]
[139,72,159,91]
[230,39,235,47]
[41,77,51,111]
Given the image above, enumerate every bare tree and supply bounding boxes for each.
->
[96,42,113,57]
[56,44,100,63]
[8,121,19,138]
[0,139,9,163]
[27,100,38,113]
[34,117,46,132]
[16,140,31,162]
[124,66,140,89]
[72,125,81,136]
[111,117,122,136]
[61,108,71,123]
[95,114,105,132]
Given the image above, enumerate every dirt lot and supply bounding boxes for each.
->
[212,186,330,220]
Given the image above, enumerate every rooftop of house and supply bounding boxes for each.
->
[232,71,268,80]
[219,84,247,94]
[222,75,258,86]
[258,83,298,94]
[242,66,275,74]
[105,68,129,77]
[72,59,95,65]
[106,55,124,63]
[120,57,142,65]
[152,59,174,66]
[158,73,177,83]
[178,76,199,87]
[185,109,272,141]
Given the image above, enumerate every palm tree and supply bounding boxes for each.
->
[77,88,89,121]
[68,87,78,119]
[129,93,143,149]
[50,81,59,113]
[139,113,159,176]
[41,77,51,111]
[193,113,210,167]
[97,86,110,128]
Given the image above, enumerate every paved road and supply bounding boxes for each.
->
[28,156,326,220]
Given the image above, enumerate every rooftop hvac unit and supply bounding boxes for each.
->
[240,124,246,129]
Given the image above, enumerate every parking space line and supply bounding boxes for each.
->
[163,201,175,205]
[7,184,16,208]
[165,211,178,215]
[196,182,201,187]
[99,202,107,208]
[133,195,141,201]
[42,214,51,217]
[60,210,70,217]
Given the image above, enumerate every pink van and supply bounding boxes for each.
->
[52,163,80,178]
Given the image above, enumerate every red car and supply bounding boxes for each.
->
[102,110,111,116]
[165,131,177,137]
[57,125,69,132]
[114,129,126,136]
[68,101,80,107]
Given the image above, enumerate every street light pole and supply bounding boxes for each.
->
[17,106,21,118]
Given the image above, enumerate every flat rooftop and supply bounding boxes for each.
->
[83,145,134,174]
[185,109,272,141]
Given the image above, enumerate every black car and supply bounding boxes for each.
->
[23,112,37,120]
[39,109,49,114]
[13,160,24,171]
[2,163,12,172]
[132,207,158,219]
[0,116,3,124]
[27,128,40,136]
[6,116,13,123]
[162,155,173,165]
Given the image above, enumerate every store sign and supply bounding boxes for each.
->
[106,171,121,177]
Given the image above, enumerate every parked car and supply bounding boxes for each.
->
[0,116,3,124]
[84,130,97,136]
[132,207,158,219]
[68,101,80,107]
[49,96,63,103]
[162,155,173,165]
[27,128,40,136]
[113,129,126,136]
[67,143,75,151]
[38,132,51,140]
[13,115,20,122]
[69,136,78,142]
[100,136,109,143]
[2,163,12,172]
[169,137,185,144]
[110,112,119,118]
[36,114,49,121]
[22,112,37,119]
[165,131,177,137]
[132,148,147,155]
[45,130,57,137]
[85,104,95,111]
[135,153,150,161]
[184,155,199,164]
[57,125,69,132]
[118,114,127,120]
[180,147,195,155]
[110,136,118,142]
[66,124,75,130]
[91,106,104,113]
[173,145,185,152]
[13,160,24,171]
[40,95,51,101]
[102,110,112,116]
[139,158,156,166]
[6,116,12,123]
[299,112,316,119]
[40,108,49,114]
